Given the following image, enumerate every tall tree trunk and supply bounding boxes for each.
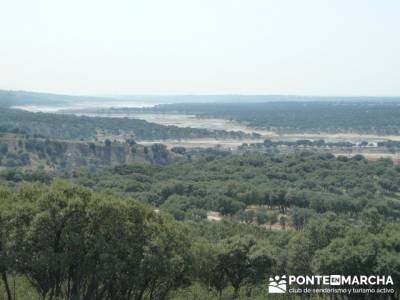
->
[233,286,239,299]
[1,270,12,300]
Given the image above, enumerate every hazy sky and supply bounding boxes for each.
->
[1,0,399,96]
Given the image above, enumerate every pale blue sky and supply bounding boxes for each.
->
[0,0,399,96]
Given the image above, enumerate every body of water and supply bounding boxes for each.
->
[13,102,400,143]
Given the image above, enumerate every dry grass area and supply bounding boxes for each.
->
[207,211,222,221]
[206,209,294,231]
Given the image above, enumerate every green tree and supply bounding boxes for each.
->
[255,211,268,225]
[219,235,273,298]
[279,215,287,229]
[0,187,13,300]
[191,239,227,299]
[267,211,278,230]
[361,207,383,233]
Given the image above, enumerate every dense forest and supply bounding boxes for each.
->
[125,101,400,135]
[1,150,400,299]
[65,151,400,223]
[0,91,399,299]
[0,108,255,141]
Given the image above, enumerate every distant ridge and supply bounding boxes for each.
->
[1,89,400,108]
[0,90,117,107]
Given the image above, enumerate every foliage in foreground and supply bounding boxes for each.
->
[0,182,193,299]
[0,181,399,299]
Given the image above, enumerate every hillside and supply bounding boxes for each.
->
[0,90,118,107]
[0,133,183,172]
[0,107,255,141]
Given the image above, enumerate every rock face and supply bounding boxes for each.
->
[0,134,181,171]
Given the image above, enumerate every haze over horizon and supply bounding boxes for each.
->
[1,0,399,96]
[4,89,400,100]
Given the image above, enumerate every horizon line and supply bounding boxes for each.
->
[2,88,400,99]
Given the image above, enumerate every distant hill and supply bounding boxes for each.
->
[0,90,117,107]
[114,94,400,103]
[2,89,400,108]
